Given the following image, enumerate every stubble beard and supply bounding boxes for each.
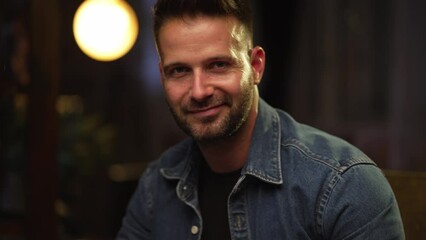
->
[168,82,254,143]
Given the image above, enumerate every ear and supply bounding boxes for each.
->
[250,46,265,85]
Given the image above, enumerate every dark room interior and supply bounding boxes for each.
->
[1,0,425,239]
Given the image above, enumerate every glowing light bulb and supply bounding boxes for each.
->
[73,0,139,61]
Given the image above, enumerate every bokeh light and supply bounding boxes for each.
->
[73,0,139,61]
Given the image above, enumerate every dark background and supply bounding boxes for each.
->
[1,0,425,239]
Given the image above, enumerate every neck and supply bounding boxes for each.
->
[197,94,259,173]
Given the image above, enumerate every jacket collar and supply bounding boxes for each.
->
[242,98,282,184]
[161,98,283,185]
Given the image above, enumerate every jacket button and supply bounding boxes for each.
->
[191,225,199,235]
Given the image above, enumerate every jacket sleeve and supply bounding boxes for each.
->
[116,166,155,240]
[321,164,405,240]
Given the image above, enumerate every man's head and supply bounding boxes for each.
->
[153,0,264,143]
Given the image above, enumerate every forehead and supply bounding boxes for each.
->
[157,16,249,61]
[162,16,233,41]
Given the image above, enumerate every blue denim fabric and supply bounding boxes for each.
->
[117,98,405,240]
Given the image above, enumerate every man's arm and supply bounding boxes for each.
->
[321,164,405,239]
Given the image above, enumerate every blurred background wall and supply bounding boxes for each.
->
[0,0,425,239]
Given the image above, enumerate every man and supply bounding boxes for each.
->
[117,0,405,239]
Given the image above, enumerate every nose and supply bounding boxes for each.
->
[190,70,213,101]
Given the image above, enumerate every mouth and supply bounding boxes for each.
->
[186,104,225,118]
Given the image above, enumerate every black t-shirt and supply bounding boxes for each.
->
[198,160,241,240]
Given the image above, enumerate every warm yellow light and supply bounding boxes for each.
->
[73,0,139,61]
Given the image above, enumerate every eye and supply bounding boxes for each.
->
[166,66,191,78]
[208,61,231,73]
[210,61,229,69]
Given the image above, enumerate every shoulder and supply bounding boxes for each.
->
[275,108,375,171]
[273,109,403,238]
[118,139,193,238]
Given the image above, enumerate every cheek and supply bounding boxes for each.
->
[235,71,252,93]
[241,64,255,83]
[214,74,247,96]
[164,82,188,105]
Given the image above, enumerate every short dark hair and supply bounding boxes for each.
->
[152,0,253,45]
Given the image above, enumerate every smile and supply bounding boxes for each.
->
[187,104,225,118]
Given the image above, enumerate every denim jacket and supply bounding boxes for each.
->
[117,98,405,240]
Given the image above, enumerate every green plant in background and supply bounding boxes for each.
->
[56,95,117,238]
[57,95,116,176]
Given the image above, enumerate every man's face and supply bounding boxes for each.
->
[158,16,257,142]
